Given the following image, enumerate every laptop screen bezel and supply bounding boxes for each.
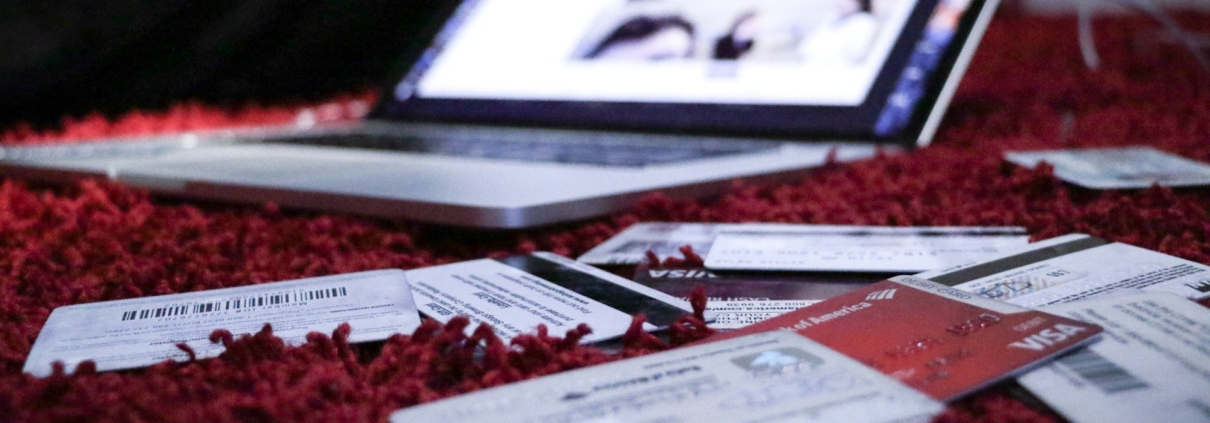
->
[369,0,998,148]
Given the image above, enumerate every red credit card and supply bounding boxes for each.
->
[699,275,1103,401]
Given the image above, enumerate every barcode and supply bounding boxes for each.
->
[119,286,348,322]
[1057,348,1149,394]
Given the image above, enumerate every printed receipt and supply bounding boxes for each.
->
[405,256,654,344]
[389,331,943,423]
[1018,293,1210,423]
[24,269,421,377]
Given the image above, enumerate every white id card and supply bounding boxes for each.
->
[577,223,794,265]
[1019,293,1210,423]
[405,252,697,344]
[24,269,421,377]
[917,234,1210,307]
[704,226,1028,273]
[1005,146,1210,189]
[389,331,943,423]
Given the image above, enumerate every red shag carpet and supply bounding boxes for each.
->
[3,11,1210,423]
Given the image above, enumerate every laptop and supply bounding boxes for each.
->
[0,0,999,228]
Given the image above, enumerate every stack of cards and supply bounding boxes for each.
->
[24,216,1210,423]
[580,223,1029,329]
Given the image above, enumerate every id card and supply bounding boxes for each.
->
[632,265,877,330]
[1018,293,1210,423]
[405,252,696,344]
[24,269,421,377]
[1005,146,1210,189]
[389,331,943,423]
[577,223,790,265]
[706,276,1103,401]
[917,234,1210,306]
[705,226,1028,273]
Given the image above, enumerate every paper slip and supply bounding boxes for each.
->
[1005,146,1210,189]
[633,265,878,330]
[404,252,697,344]
[577,222,1027,267]
[1017,292,1210,423]
[390,331,943,423]
[24,269,421,377]
[705,276,1103,401]
[704,226,1028,273]
[917,233,1210,307]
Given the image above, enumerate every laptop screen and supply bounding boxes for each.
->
[382,0,984,142]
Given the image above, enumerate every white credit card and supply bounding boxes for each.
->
[704,226,1029,273]
[389,331,943,423]
[1019,292,1210,423]
[405,252,697,344]
[1005,146,1210,189]
[917,234,1210,307]
[24,269,421,377]
[577,223,792,265]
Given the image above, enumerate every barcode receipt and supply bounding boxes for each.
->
[24,269,421,377]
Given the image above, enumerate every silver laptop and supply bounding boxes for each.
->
[0,0,999,228]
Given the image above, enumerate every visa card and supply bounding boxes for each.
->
[702,275,1103,401]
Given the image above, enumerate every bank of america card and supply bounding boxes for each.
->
[1005,146,1210,189]
[705,226,1028,273]
[1018,292,1210,423]
[917,233,1210,307]
[633,265,879,330]
[24,269,421,377]
[389,331,943,423]
[405,252,697,344]
[707,276,1103,401]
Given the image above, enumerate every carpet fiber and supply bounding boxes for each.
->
[2,11,1209,423]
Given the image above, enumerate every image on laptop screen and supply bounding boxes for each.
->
[386,0,977,142]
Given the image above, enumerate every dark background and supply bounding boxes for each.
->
[0,1,448,130]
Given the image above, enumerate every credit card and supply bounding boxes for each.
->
[916,233,1210,306]
[632,265,878,330]
[24,269,421,377]
[405,252,698,344]
[1005,146,1210,189]
[389,331,944,423]
[704,227,1028,273]
[704,275,1103,401]
[577,223,790,266]
[1018,292,1210,423]
[577,222,1026,267]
